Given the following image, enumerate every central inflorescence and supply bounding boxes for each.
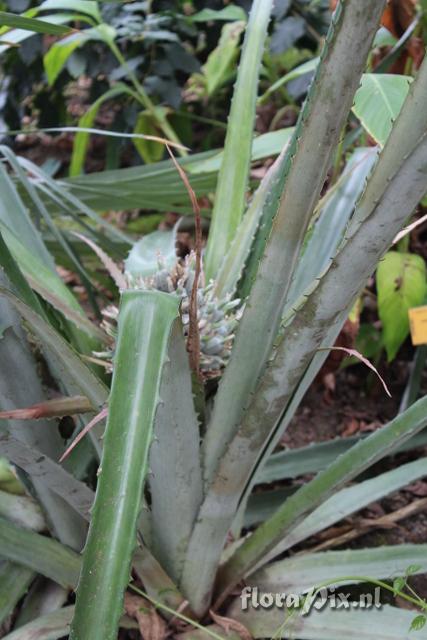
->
[96,252,242,379]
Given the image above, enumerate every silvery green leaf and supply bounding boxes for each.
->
[125,228,177,278]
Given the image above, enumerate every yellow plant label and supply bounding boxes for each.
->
[408,306,427,345]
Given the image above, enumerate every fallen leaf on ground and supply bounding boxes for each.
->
[125,593,168,640]
[210,610,252,640]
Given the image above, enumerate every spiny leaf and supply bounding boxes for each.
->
[73,232,127,291]
[70,291,180,640]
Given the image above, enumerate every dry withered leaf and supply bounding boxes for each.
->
[405,481,427,497]
[125,593,168,640]
[341,417,360,437]
[209,610,252,640]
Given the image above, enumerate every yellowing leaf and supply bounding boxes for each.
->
[133,111,165,165]
[377,251,427,361]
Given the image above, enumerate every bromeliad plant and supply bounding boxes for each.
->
[1,1,427,639]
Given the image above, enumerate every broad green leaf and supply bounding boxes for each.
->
[44,24,114,85]
[0,149,100,357]
[349,58,427,229]
[0,6,37,34]
[89,22,115,44]
[45,129,294,216]
[0,163,54,270]
[124,228,177,278]
[0,489,45,532]
[187,127,294,175]
[0,11,72,35]
[38,0,101,22]
[133,111,165,165]
[285,147,378,306]
[2,606,137,640]
[4,605,74,640]
[215,150,286,297]
[191,6,246,22]
[227,601,424,640]
[257,431,427,483]
[3,607,74,640]
[70,291,180,640]
[0,13,85,56]
[0,516,81,588]
[69,84,136,176]
[203,21,245,97]
[0,227,48,326]
[0,146,96,319]
[0,288,108,415]
[0,432,94,520]
[44,33,87,85]
[249,544,427,594]
[411,616,427,632]
[0,562,34,627]
[1,442,186,618]
[352,74,412,146]
[204,0,273,278]
[264,457,427,555]
[149,321,203,582]
[373,26,397,48]
[0,282,87,551]
[17,154,131,246]
[377,251,427,361]
[0,458,25,495]
[0,222,106,342]
[259,56,319,103]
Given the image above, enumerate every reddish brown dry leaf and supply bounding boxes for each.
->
[316,318,359,382]
[59,406,108,462]
[209,610,252,640]
[318,346,391,398]
[166,144,202,380]
[307,497,427,553]
[0,395,93,420]
[359,420,381,433]
[396,0,417,32]
[405,481,427,497]
[125,593,168,640]
[73,232,127,291]
[341,417,360,437]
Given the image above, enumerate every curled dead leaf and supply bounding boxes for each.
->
[318,346,391,397]
[209,610,252,640]
[125,593,168,640]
